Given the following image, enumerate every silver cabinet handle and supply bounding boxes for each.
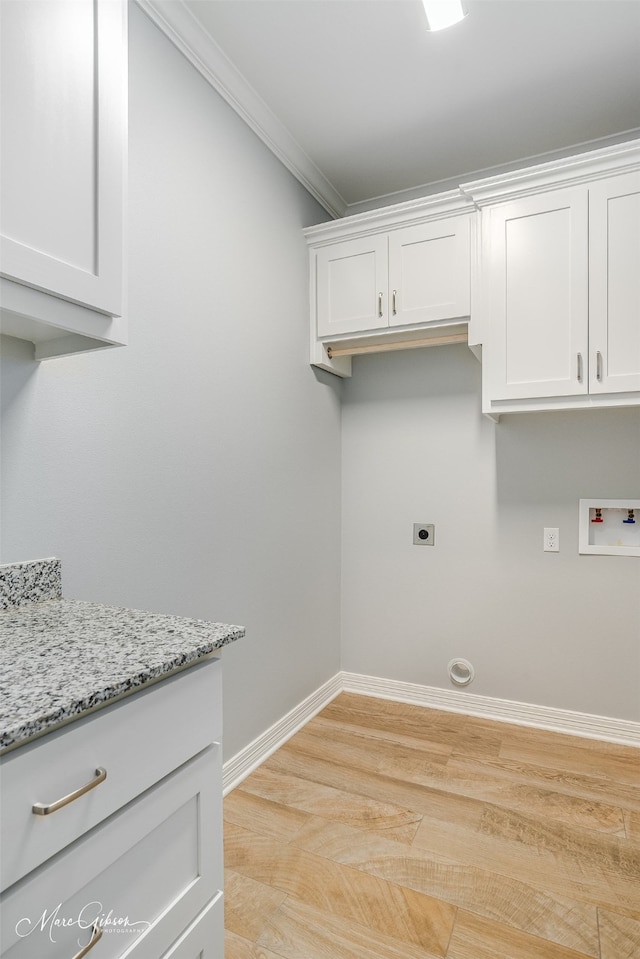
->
[71,922,102,959]
[32,767,107,816]
[596,351,603,381]
[577,352,583,382]
[392,290,397,315]
[378,292,383,318]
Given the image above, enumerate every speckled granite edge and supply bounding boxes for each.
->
[0,558,62,609]
[0,599,245,752]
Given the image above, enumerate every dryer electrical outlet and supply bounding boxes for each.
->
[413,524,435,546]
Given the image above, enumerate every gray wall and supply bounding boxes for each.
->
[341,345,640,721]
[0,5,342,759]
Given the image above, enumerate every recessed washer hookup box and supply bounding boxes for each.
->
[578,499,640,556]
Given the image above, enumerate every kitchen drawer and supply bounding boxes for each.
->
[160,894,223,959]
[1,659,221,890]
[0,745,222,958]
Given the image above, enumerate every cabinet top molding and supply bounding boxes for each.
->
[304,189,475,246]
[305,139,640,248]
[461,138,640,207]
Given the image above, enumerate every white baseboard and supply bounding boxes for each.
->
[222,673,343,795]
[223,670,640,793]
[342,672,640,747]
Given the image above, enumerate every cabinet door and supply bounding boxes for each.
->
[0,747,222,958]
[486,190,589,400]
[388,217,470,328]
[0,0,125,317]
[589,172,640,394]
[159,894,223,958]
[316,235,388,337]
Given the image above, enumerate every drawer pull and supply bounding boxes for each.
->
[378,292,383,318]
[32,767,107,816]
[71,922,103,959]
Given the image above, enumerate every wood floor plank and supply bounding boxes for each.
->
[623,809,640,840]
[452,752,640,815]
[412,802,640,912]
[317,696,461,752]
[224,787,311,842]
[498,735,640,787]
[224,821,456,955]
[225,930,285,959]
[321,693,501,757]
[257,896,445,959]
[598,908,640,958]
[224,869,287,943]
[446,909,596,959]
[265,738,485,829]
[299,716,452,773]
[238,763,422,843]
[224,783,310,842]
[447,756,628,834]
[293,815,600,957]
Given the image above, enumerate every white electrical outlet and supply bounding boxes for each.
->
[544,528,559,552]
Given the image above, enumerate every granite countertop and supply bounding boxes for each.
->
[0,558,245,753]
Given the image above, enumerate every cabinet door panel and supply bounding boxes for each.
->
[0,0,125,317]
[316,236,388,337]
[487,190,588,400]
[388,217,470,327]
[589,173,640,394]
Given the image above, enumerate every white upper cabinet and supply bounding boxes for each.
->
[388,219,470,329]
[316,234,389,337]
[316,217,471,340]
[307,193,474,377]
[485,188,589,401]
[0,0,127,360]
[464,141,640,417]
[588,173,640,395]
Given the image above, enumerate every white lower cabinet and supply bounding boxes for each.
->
[0,661,224,959]
[160,895,224,959]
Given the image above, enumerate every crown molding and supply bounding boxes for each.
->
[461,136,640,207]
[304,189,475,245]
[135,0,347,218]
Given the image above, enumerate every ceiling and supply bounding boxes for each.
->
[144,0,640,216]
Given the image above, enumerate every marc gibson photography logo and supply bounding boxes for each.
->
[15,901,151,944]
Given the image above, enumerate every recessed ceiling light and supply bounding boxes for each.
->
[422,0,467,32]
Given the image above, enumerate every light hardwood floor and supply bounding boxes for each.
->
[223,692,640,959]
